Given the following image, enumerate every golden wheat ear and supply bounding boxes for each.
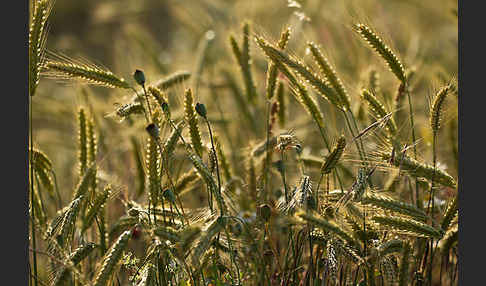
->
[43,51,131,89]
[29,0,55,96]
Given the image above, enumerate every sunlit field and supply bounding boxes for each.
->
[29,0,458,285]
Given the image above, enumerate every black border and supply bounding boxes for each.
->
[2,0,472,284]
[459,0,482,285]
[4,0,29,283]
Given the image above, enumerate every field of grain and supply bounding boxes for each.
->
[29,0,458,285]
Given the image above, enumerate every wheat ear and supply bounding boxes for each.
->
[361,89,397,135]
[184,88,204,157]
[93,230,132,286]
[255,36,342,109]
[355,23,406,83]
[266,27,291,99]
[153,71,191,90]
[44,59,131,89]
[430,83,453,134]
[383,152,456,188]
[372,215,443,238]
[53,242,97,286]
[308,42,350,110]
[361,193,428,222]
[29,0,53,96]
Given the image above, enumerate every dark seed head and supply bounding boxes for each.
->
[195,102,207,118]
[146,123,159,138]
[133,69,146,85]
[162,189,176,203]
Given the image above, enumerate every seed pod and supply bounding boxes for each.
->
[133,69,146,85]
[195,102,207,118]
[162,189,176,204]
[145,123,159,139]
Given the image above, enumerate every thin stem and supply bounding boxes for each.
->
[343,110,366,166]
[142,85,154,119]
[426,133,438,285]
[264,99,271,202]
[280,151,288,202]
[29,96,39,286]
[130,87,150,123]
[205,117,240,282]
[205,119,223,216]
[406,84,421,209]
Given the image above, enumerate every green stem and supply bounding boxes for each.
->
[280,151,288,202]
[264,100,271,202]
[406,84,421,209]
[205,119,223,216]
[29,96,39,286]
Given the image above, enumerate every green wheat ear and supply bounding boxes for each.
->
[441,195,457,231]
[93,230,132,286]
[29,0,53,96]
[214,136,232,181]
[147,85,167,109]
[159,70,192,88]
[163,121,185,161]
[440,224,458,256]
[368,68,381,96]
[77,108,88,177]
[31,148,55,199]
[308,42,350,110]
[355,23,407,83]
[255,35,342,110]
[83,185,111,233]
[430,83,453,134]
[382,152,456,188]
[360,193,428,222]
[146,135,161,208]
[372,215,443,238]
[191,217,226,268]
[58,196,83,246]
[266,27,291,100]
[258,43,326,134]
[184,88,204,157]
[175,170,199,195]
[230,22,258,104]
[361,89,397,136]
[44,58,131,89]
[241,22,258,103]
[298,211,362,252]
[73,164,96,200]
[320,135,346,175]
[53,242,97,286]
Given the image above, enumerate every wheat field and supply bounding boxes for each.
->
[28,0,458,285]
